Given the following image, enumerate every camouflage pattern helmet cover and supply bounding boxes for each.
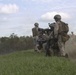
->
[54,14,61,20]
[34,22,39,27]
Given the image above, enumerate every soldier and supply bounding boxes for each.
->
[32,22,39,52]
[53,14,69,57]
[45,23,58,56]
[37,29,49,52]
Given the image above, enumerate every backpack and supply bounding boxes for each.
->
[61,21,69,33]
[59,21,70,42]
[61,34,70,42]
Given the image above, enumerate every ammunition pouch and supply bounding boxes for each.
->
[59,32,70,42]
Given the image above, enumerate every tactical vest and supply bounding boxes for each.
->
[58,21,69,42]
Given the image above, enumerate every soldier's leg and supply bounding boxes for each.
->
[58,35,65,56]
[58,42,65,56]
[33,36,40,52]
[33,37,37,51]
[37,42,43,53]
[43,43,47,52]
[45,42,53,56]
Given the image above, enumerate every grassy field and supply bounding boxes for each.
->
[0,50,76,75]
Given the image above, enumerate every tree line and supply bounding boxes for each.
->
[0,33,34,54]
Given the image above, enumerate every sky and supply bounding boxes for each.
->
[0,0,76,37]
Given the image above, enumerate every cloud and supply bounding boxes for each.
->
[32,0,52,2]
[23,0,55,3]
[2,17,8,21]
[0,4,19,14]
[41,11,70,22]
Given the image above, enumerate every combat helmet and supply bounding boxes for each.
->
[34,22,39,27]
[54,14,61,21]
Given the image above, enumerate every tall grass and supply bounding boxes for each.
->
[0,50,76,75]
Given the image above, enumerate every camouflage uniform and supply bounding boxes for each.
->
[54,14,69,56]
[32,23,39,52]
[37,30,48,52]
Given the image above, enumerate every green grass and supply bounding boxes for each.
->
[0,50,76,75]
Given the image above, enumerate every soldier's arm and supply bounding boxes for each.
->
[32,28,34,37]
[54,22,59,38]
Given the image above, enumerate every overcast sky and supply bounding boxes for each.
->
[0,0,76,37]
